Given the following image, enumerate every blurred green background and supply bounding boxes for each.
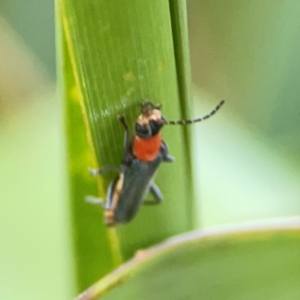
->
[1,0,299,299]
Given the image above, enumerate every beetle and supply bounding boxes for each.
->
[86,100,225,226]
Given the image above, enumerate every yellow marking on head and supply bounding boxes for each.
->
[137,109,163,126]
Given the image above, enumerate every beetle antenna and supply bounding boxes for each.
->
[164,100,225,125]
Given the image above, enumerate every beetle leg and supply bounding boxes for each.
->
[85,196,105,208]
[161,140,175,162]
[118,115,134,164]
[88,166,120,176]
[143,182,163,205]
[118,115,130,150]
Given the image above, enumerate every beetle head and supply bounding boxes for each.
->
[135,101,166,138]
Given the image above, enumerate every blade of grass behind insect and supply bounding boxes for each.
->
[58,0,194,272]
[168,0,195,227]
[58,25,118,292]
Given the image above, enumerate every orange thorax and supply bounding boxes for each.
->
[133,133,162,162]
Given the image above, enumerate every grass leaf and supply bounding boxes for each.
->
[57,0,195,291]
[75,218,300,299]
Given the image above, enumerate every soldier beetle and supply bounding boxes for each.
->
[86,100,224,226]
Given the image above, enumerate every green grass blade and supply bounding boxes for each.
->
[169,0,195,226]
[75,218,300,300]
[59,27,118,292]
[58,0,195,269]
